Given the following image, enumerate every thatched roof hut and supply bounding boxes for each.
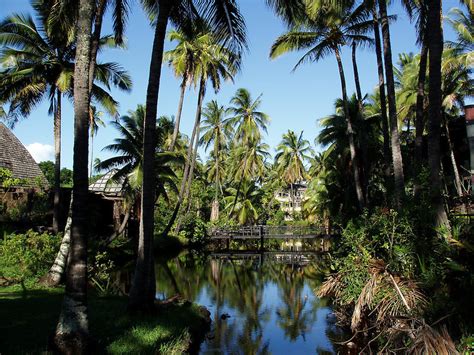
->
[0,123,47,187]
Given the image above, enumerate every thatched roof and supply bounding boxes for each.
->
[0,123,48,187]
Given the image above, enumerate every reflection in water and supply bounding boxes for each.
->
[155,250,341,354]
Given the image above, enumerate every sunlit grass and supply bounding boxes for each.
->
[0,286,207,354]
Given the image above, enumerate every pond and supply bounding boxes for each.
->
[154,247,343,354]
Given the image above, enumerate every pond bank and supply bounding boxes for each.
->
[0,285,210,354]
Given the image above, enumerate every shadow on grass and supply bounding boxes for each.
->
[0,289,207,354]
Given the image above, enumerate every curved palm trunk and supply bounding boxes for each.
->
[378,0,405,207]
[41,197,72,286]
[352,43,369,203]
[53,91,62,233]
[129,1,171,311]
[167,76,206,234]
[372,8,390,171]
[170,75,187,151]
[444,116,465,211]
[334,46,365,210]
[54,0,94,350]
[427,0,450,228]
[181,77,207,215]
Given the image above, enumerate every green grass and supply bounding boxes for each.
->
[0,286,209,354]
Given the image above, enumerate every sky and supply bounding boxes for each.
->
[1,0,463,169]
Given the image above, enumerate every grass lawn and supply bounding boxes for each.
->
[0,284,210,354]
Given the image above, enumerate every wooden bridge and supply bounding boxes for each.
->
[209,225,339,250]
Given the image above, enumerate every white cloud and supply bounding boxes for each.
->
[26,142,55,163]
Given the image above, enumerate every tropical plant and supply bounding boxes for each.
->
[270,2,373,210]
[274,130,312,214]
[199,100,232,221]
[224,180,262,225]
[0,8,131,233]
[54,0,94,350]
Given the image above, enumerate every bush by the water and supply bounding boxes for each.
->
[0,230,59,285]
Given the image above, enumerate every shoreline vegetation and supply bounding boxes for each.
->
[0,283,211,354]
[1,0,473,352]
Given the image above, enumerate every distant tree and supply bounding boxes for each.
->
[60,168,73,187]
[39,161,55,187]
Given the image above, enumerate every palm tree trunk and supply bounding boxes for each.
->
[378,0,405,207]
[426,0,450,229]
[41,196,73,287]
[352,42,370,203]
[88,0,107,92]
[444,116,464,199]
[372,7,390,169]
[170,75,187,151]
[181,76,206,215]
[129,1,171,312]
[414,39,428,196]
[334,46,365,210]
[53,90,62,233]
[54,0,94,350]
[211,140,220,221]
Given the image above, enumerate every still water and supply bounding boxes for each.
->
[155,249,342,354]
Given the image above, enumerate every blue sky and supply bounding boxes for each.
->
[1,0,462,168]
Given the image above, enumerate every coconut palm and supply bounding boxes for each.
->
[95,105,181,201]
[164,23,211,150]
[224,180,262,225]
[53,0,93,350]
[228,88,270,145]
[0,10,132,233]
[375,0,407,207]
[274,130,312,214]
[199,100,232,221]
[270,2,372,210]
[129,0,246,311]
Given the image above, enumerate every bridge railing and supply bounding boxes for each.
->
[209,225,339,239]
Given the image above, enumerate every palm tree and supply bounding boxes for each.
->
[228,88,269,145]
[89,106,106,179]
[130,0,246,310]
[164,24,210,151]
[426,0,449,228]
[224,180,262,225]
[54,0,94,350]
[270,2,372,210]
[0,10,131,233]
[96,105,181,209]
[377,0,406,206]
[274,130,312,215]
[179,22,241,208]
[199,100,232,221]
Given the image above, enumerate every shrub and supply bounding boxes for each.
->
[0,230,60,285]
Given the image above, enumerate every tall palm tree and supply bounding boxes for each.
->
[130,0,246,310]
[0,11,131,233]
[164,24,210,150]
[274,130,312,214]
[228,88,269,145]
[199,100,232,221]
[377,0,406,206]
[53,0,94,351]
[89,106,105,179]
[426,0,449,228]
[270,2,372,210]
